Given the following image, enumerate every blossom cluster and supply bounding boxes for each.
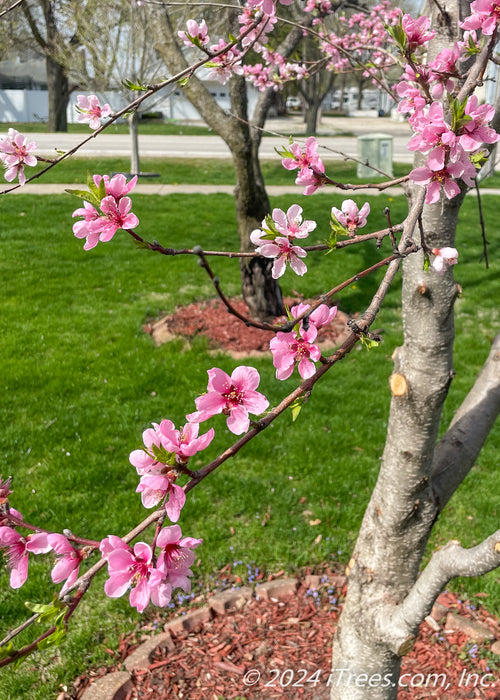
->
[100,527,201,613]
[270,303,338,380]
[279,137,326,195]
[393,13,500,203]
[0,364,270,613]
[250,204,316,277]
[0,128,37,186]
[72,173,139,250]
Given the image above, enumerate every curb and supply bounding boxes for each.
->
[81,574,344,700]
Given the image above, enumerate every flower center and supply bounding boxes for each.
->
[223,384,244,407]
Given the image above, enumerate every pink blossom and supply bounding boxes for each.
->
[281,137,324,175]
[101,537,171,613]
[160,421,215,463]
[76,95,111,130]
[156,524,202,592]
[130,419,214,471]
[270,327,321,380]
[401,14,435,50]
[73,195,139,250]
[431,247,458,273]
[460,0,500,35]
[428,45,460,98]
[0,527,50,588]
[304,0,333,13]
[187,366,269,435]
[271,204,316,239]
[395,82,426,118]
[97,195,140,241]
[270,303,337,380]
[72,201,101,251]
[47,533,82,594]
[250,231,308,279]
[295,168,326,196]
[0,128,37,185]
[459,96,500,152]
[247,0,293,15]
[73,174,139,250]
[207,40,244,85]
[136,473,186,521]
[331,200,370,233]
[295,302,338,329]
[410,162,464,204]
[93,173,138,200]
[178,19,209,47]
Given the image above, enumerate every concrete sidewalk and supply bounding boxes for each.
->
[3,182,500,197]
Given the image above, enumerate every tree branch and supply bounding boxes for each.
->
[431,330,500,511]
[376,530,500,655]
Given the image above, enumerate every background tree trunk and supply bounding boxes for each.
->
[46,55,69,132]
[128,111,140,176]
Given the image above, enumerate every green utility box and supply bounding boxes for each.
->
[357,133,393,178]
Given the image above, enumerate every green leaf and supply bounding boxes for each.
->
[360,335,380,351]
[132,238,151,250]
[290,396,307,422]
[385,19,407,52]
[0,642,15,661]
[423,254,430,272]
[37,626,66,651]
[121,78,148,92]
[64,188,100,208]
[177,76,190,88]
[150,443,175,465]
[275,144,294,159]
[25,597,67,625]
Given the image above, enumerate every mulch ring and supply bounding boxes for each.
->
[143,297,352,356]
[71,571,500,700]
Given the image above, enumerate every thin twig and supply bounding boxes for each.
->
[0,0,25,19]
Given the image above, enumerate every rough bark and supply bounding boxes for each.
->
[329,2,500,697]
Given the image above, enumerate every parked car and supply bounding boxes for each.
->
[286,96,303,111]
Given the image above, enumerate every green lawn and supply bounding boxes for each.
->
[1,120,214,136]
[0,191,499,699]
[25,156,412,186]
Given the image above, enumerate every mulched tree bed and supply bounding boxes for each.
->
[143,297,352,356]
[123,588,498,700]
[71,573,499,700]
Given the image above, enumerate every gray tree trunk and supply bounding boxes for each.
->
[46,55,69,132]
[329,2,500,697]
[128,111,140,176]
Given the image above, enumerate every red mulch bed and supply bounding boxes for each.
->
[70,576,499,700]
